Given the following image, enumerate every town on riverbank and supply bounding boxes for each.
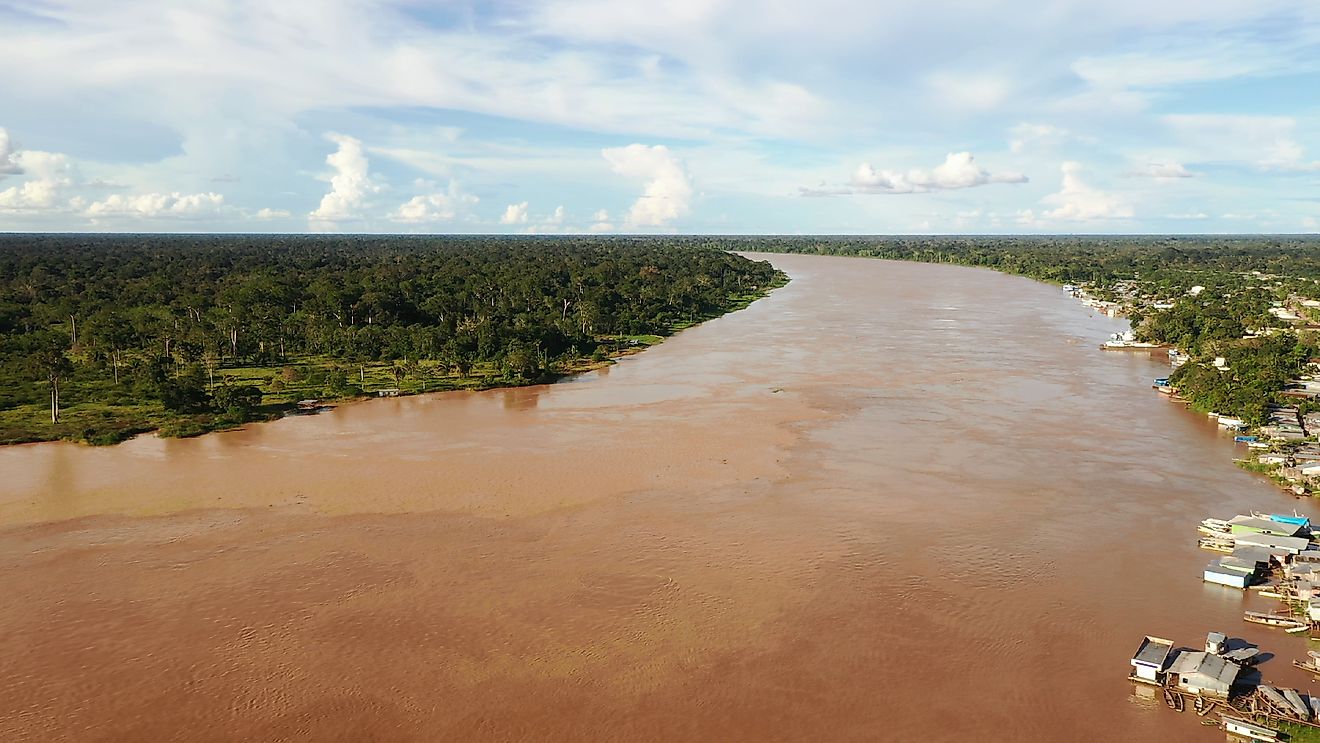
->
[1065,274,1320,500]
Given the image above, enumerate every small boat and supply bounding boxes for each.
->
[1223,647,1260,664]
[1199,537,1235,553]
[1282,687,1311,719]
[1307,649,1320,662]
[1260,685,1291,711]
[1244,611,1308,630]
[1154,377,1170,387]
[1200,518,1232,534]
[1235,435,1259,443]
[1293,658,1320,675]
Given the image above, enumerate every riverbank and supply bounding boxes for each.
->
[2,252,1295,741]
[0,276,787,448]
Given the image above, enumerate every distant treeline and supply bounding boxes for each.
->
[706,234,1320,284]
[0,235,784,444]
[735,234,1320,427]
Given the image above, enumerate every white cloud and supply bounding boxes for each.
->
[0,128,21,175]
[1009,123,1073,154]
[0,150,75,211]
[1131,161,1195,179]
[1163,115,1320,171]
[390,181,478,223]
[548,205,565,224]
[1035,161,1133,222]
[1303,216,1318,231]
[255,207,291,219]
[601,144,693,228]
[85,192,224,217]
[309,133,377,222]
[926,72,1011,111]
[1073,51,1270,89]
[821,152,1027,195]
[500,201,529,224]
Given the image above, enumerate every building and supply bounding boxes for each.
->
[1204,561,1253,588]
[1167,651,1239,698]
[1227,516,1305,538]
[1130,636,1174,684]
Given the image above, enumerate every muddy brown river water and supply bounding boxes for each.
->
[2,252,1317,741]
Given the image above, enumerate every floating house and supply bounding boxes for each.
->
[1167,651,1239,698]
[1232,533,1311,555]
[1205,560,1255,588]
[1227,516,1305,538]
[1130,636,1174,684]
[1222,716,1281,741]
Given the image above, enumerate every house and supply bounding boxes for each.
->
[1205,561,1253,588]
[1130,636,1174,684]
[1167,650,1240,698]
[1221,716,1281,741]
[1233,533,1311,555]
[1258,454,1288,466]
[1227,516,1305,538]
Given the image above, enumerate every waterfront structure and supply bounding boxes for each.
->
[1129,636,1173,684]
[1167,651,1239,698]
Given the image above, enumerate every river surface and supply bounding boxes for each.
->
[1,252,1316,742]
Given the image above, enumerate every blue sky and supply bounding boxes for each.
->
[1,0,1318,234]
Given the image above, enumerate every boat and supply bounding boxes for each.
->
[1223,647,1259,664]
[1221,715,1281,741]
[1154,377,1171,387]
[1243,611,1308,630]
[1307,650,1320,662]
[1235,435,1259,443]
[1199,536,1236,553]
[1293,658,1320,675]
[1102,330,1164,350]
[1282,688,1311,719]
[1260,686,1289,708]
[1309,695,1320,722]
[1200,518,1232,535]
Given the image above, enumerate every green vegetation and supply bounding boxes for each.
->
[743,235,1320,427]
[0,235,786,445]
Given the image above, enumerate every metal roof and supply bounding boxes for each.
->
[1132,636,1174,667]
[1168,650,1239,690]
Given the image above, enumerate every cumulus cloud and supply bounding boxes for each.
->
[309,133,377,222]
[601,144,692,228]
[255,207,291,219]
[0,128,21,175]
[390,182,478,223]
[548,205,565,224]
[500,201,529,224]
[808,152,1027,196]
[0,150,76,211]
[1025,162,1133,223]
[85,192,225,217]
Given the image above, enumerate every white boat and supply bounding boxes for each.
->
[1283,688,1311,719]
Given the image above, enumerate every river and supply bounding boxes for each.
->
[1,252,1314,741]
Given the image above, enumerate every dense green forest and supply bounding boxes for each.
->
[0,235,785,445]
[740,234,1320,427]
